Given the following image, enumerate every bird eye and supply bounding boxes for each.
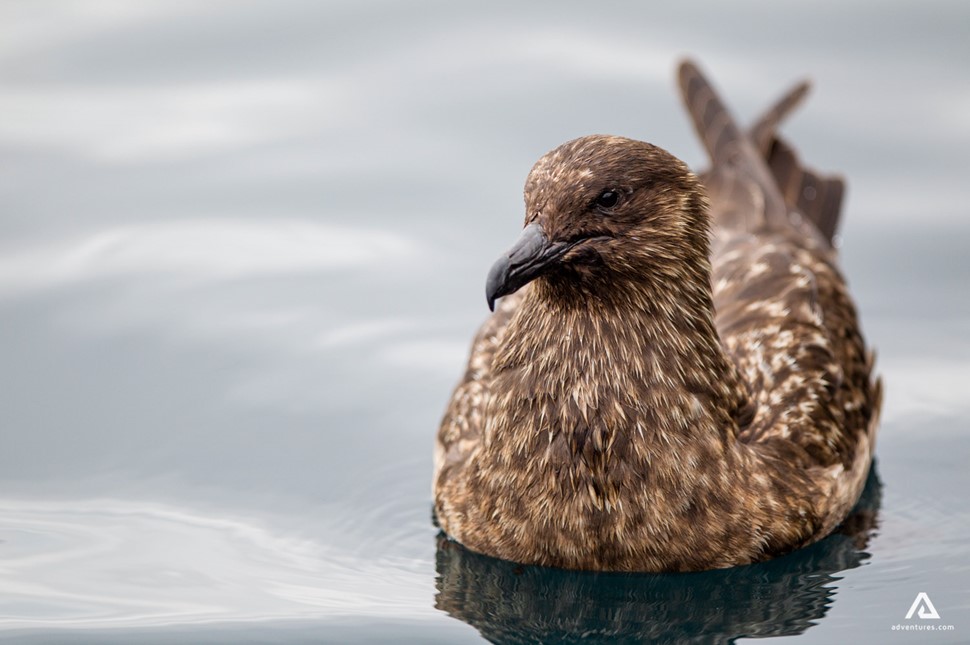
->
[594,190,619,209]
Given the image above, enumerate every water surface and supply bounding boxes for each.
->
[1,2,968,643]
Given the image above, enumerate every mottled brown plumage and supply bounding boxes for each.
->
[433,60,881,572]
[435,468,882,643]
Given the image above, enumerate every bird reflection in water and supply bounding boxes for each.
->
[434,464,881,644]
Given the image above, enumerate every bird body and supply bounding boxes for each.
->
[433,61,881,572]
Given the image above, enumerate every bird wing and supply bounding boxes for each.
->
[678,61,790,235]
[677,60,880,480]
[749,82,846,243]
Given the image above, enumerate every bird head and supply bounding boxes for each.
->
[485,135,709,311]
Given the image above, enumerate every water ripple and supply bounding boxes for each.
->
[0,497,431,630]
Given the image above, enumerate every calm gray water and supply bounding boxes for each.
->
[1,2,968,643]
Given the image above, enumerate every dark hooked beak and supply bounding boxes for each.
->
[485,222,572,311]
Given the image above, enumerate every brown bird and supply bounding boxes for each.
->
[433,60,881,572]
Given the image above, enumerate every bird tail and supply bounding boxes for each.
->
[678,60,845,244]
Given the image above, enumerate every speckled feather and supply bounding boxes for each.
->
[433,61,881,572]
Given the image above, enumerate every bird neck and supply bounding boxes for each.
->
[490,263,747,446]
